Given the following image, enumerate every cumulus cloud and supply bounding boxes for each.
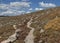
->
[35,8,43,11]
[21,0,29,1]
[39,2,56,7]
[1,9,25,16]
[0,2,31,10]
[26,11,31,13]
[0,4,9,10]
[10,2,31,7]
[0,1,31,16]
[29,8,33,10]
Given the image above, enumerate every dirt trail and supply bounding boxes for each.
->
[1,25,21,43]
[24,18,35,43]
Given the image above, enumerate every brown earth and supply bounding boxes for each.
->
[0,7,60,43]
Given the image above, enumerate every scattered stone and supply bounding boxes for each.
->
[24,18,35,43]
[39,40,43,43]
[0,36,2,38]
[13,25,17,29]
[1,29,21,43]
[40,29,44,33]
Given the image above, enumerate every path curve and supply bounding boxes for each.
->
[24,18,35,43]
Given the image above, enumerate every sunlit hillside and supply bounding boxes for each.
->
[0,7,60,43]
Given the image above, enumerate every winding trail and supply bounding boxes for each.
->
[1,18,35,43]
[1,25,21,43]
[24,18,35,43]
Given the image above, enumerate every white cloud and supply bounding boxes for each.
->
[26,11,31,13]
[21,0,29,1]
[0,4,9,10]
[39,2,56,7]
[0,1,31,16]
[35,8,43,11]
[29,8,33,10]
[10,2,31,7]
[1,9,25,16]
[1,11,25,16]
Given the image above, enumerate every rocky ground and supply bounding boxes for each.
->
[0,7,60,43]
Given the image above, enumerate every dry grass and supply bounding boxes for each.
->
[44,17,60,30]
[0,7,60,43]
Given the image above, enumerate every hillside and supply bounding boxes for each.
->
[0,7,60,43]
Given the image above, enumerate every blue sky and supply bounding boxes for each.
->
[0,0,60,16]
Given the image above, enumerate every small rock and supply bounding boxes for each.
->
[0,36,2,38]
[39,40,42,43]
[40,29,44,33]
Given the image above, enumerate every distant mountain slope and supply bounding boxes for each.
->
[0,7,60,43]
